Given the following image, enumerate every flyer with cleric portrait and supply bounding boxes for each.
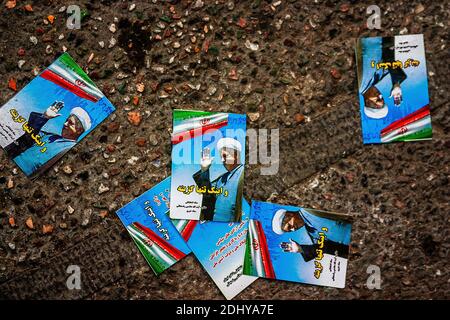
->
[170,109,246,222]
[356,34,431,144]
[243,201,353,288]
[0,52,115,177]
[116,177,257,299]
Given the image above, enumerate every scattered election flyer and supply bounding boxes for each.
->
[243,201,352,288]
[186,199,257,300]
[115,175,256,299]
[170,109,247,222]
[0,53,115,177]
[356,34,432,144]
[116,178,192,275]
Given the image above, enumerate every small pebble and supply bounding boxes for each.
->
[109,23,116,33]
[330,68,341,79]
[98,183,110,194]
[245,40,259,51]
[29,36,38,45]
[63,165,73,175]
[127,111,142,126]
[42,224,54,234]
[248,112,260,122]
[136,83,145,93]
[415,4,425,14]
[108,37,117,48]
[26,217,34,229]
[8,217,16,227]
[81,209,92,226]
[99,210,108,219]
[294,113,306,123]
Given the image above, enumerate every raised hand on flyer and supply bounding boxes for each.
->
[389,84,402,106]
[200,147,213,172]
[44,101,64,119]
[280,238,302,253]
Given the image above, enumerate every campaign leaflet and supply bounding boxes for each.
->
[243,201,352,288]
[116,177,256,298]
[186,199,257,300]
[0,53,115,176]
[356,34,431,144]
[170,109,246,222]
[116,177,192,276]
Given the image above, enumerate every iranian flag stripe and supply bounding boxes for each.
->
[128,224,178,267]
[166,210,192,237]
[381,105,430,136]
[173,110,217,122]
[242,234,252,275]
[172,120,228,145]
[40,70,99,102]
[49,61,103,101]
[180,220,198,241]
[166,211,197,241]
[381,115,431,143]
[245,220,266,277]
[255,220,275,279]
[57,53,97,87]
[133,222,187,261]
[172,219,189,233]
[243,223,257,276]
[131,231,169,275]
[394,126,432,142]
[173,112,228,134]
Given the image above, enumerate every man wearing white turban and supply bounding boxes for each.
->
[272,208,350,262]
[5,101,92,175]
[358,36,407,120]
[193,137,244,222]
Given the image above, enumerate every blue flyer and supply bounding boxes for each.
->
[170,109,247,222]
[244,201,352,288]
[356,34,432,144]
[0,53,115,176]
[186,199,257,300]
[116,178,191,275]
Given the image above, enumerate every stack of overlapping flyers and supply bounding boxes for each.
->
[116,110,354,299]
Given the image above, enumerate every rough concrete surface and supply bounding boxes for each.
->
[0,1,449,300]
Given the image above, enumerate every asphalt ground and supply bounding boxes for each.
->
[0,1,448,299]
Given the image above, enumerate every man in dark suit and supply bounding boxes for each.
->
[359,37,407,119]
[273,209,350,262]
[193,137,244,222]
[4,101,91,159]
